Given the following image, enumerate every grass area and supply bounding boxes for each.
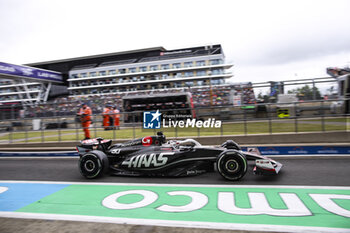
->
[0,119,348,143]
[303,118,347,122]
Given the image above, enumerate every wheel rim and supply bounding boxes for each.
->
[225,159,239,173]
[84,160,96,172]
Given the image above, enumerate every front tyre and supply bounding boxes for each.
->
[217,150,247,181]
[79,150,109,179]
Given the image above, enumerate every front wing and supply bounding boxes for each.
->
[242,149,283,176]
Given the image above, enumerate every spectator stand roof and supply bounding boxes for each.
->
[0,62,63,106]
[0,62,63,83]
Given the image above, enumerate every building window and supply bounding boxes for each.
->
[163,83,169,89]
[150,65,158,71]
[175,72,182,78]
[90,72,97,77]
[212,69,223,75]
[139,84,147,90]
[99,71,106,76]
[196,70,206,76]
[119,68,126,74]
[184,71,193,77]
[70,74,79,79]
[210,78,224,85]
[161,74,168,79]
[81,73,87,78]
[184,61,193,68]
[139,66,147,72]
[172,63,181,69]
[174,82,182,88]
[185,81,194,87]
[140,76,145,81]
[161,64,169,70]
[129,67,136,73]
[210,59,222,65]
[108,70,116,75]
[197,80,204,86]
[196,60,206,66]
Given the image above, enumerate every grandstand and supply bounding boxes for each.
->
[24,44,254,110]
[1,45,259,118]
[66,46,232,96]
[0,62,63,106]
[26,45,232,97]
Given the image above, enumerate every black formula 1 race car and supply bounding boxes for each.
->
[76,132,282,181]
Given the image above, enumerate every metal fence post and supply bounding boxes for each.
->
[132,113,136,139]
[9,121,13,143]
[220,121,223,136]
[243,108,247,136]
[11,105,14,120]
[24,118,28,143]
[57,115,61,142]
[93,113,97,139]
[294,102,298,133]
[41,117,44,143]
[268,104,272,134]
[321,100,325,132]
[113,113,116,140]
[75,116,79,141]
[175,113,178,138]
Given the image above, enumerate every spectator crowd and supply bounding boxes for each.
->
[19,84,255,118]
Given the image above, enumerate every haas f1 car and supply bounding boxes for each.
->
[76,132,282,181]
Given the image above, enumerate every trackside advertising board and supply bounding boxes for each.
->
[242,146,350,155]
[0,62,63,83]
[0,181,349,232]
[1,145,350,157]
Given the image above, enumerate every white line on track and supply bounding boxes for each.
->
[0,211,349,233]
[1,181,350,233]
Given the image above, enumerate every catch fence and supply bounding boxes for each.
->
[0,99,349,143]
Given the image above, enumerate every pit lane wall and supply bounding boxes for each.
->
[0,131,349,157]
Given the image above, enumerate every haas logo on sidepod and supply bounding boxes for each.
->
[142,136,153,146]
[122,152,174,168]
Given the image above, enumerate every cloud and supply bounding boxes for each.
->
[258,30,350,65]
[1,0,350,83]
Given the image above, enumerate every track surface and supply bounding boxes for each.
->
[1,157,350,186]
[1,156,350,233]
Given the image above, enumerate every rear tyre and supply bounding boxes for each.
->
[79,150,109,179]
[217,150,247,181]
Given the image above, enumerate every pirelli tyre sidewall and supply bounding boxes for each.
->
[79,150,109,179]
[217,150,248,181]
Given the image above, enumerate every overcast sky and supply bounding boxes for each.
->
[1,0,350,86]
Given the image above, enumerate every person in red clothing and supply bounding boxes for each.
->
[77,103,92,139]
[112,106,120,130]
[102,104,112,130]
